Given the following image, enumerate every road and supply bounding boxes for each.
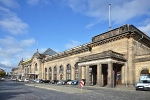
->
[0,79,150,100]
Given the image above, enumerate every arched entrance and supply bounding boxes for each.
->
[66,64,71,80]
[54,66,57,80]
[35,63,38,79]
[140,69,150,81]
[59,65,63,80]
[45,68,47,80]
[49,67,52,80]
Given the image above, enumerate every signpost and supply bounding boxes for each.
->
[80,80,84,91]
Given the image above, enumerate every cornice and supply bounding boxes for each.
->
[78,50,126,63]
[135,57,150,62]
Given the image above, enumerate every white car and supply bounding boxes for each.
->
[135,80,150,91]
[24,78,29,82]
[18,79,24,82]
[67,80,73,85]
[1,78,5,81]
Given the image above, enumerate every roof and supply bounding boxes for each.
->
[22,58,31,64]
[43,48,57,56]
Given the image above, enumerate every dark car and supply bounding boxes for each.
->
[64,79,72,85]
[42,80,50,83]
[50,80,59,84]
[71,80,78,85]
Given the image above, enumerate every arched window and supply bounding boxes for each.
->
[54,66,57,80]
[45,68,47,80]
[49,67,52,80]
[29,66,31,73]
[66,64,71,80]
[35,63,38,71]
[60,65,63,73]
[27,68,29,73]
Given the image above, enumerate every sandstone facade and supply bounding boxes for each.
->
[14,24,150,88]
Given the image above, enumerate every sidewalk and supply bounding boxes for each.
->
[25,83,135,94]
[25,83,91,94]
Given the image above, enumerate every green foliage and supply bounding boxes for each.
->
[0,71,6,77]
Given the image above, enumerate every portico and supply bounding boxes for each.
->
[78,50,126,87]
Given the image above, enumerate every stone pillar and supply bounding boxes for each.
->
[42,63,44,79]
[57,67,59,80]
[51,67,54,80]
[78,66,82,82]
[63,65,66,80]
[47,68,50,80]
[97,63,102,86]
[121,64,125,84]
[71,65,75,80]
[82,66,86,79]
[127,38,135,85]
[86,65,89,86]
[107,61,113,87]
[125,63,128,87]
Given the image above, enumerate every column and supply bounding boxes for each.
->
[63,65,66,80]
[47,68,50,80]
[42,63,44,79]
[51,67,54,80]
[107,61,113,88]
[86,65,89,86]
[57,67,59,80]
[97,63,102,86]
[71,64,75,80]
[82,66,86,79]
[78,66,82,82]
[121,64,125,84]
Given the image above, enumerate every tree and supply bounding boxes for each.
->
[0,71,6,77]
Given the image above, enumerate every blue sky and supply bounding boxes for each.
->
[0,0,150,72]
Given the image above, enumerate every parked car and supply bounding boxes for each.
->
[18,79,24,82]
[71,80,78,85]
[24,78,29,82]
[50,80,59,84]
[42,80,50,83]
[11,78,17,81]
[64,79,72,85]
[135,80,150,91]
[57,80,66,85]
[0,78,5,81]
[67,80,73,85]
[34,79,43,83]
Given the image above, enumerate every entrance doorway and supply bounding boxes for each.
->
[113,63,123,86]
[89,65,97,85]
[102,64,108,86]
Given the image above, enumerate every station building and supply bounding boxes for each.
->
[15,24,150,87]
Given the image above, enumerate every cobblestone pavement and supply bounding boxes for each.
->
[25,83,135,93]
[25,83,150,100]
[1,80,150,100]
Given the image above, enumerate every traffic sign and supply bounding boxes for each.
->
[80,80,84,87]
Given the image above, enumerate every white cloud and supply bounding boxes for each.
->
[20,38,36,47]
[0,6,28,35]
[26,0,50,6]
[138,23,150,36]
[0,36,36,71]
[64,0,150,27]
[0,0,19,8]
[66,40,81,49]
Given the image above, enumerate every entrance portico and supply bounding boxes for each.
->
[78,50,126,88]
